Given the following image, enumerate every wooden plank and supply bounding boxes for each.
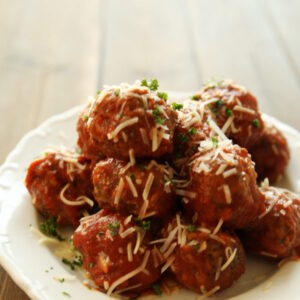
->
[261,0,300,82]
[100,0,200,91]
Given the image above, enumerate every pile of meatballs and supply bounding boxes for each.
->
[25,79,299,298]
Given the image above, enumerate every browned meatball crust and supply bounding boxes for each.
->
[25,149,94,226]
[77,82,177,160]
[193,79,264,149]
[249,122,290,183]
[92,158,176,219]
[179,141,265,229]
[77,103,105,164]
[160,216,245,295]
[73,209,160,296]
[242,183,300,259]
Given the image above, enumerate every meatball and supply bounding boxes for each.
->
[193,79,263,148]
[242,183,300,259]
[77,102,105,164]
[249,122,290,183]
[92,158,176,219]
[73,209,160,296]
[180,141,264,228]
[173,100,212,169]
[25,149,94,226]
[160,215,245,295]
[77,82,177,160]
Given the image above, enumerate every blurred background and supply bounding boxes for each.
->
[0,0,299,298]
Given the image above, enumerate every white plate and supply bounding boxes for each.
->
[1,94,300,300]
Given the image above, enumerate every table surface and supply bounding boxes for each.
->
[0,0,299,299]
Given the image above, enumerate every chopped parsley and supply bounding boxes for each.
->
[98,231,104,238]
[142,220,151,231]
[108,221,120,236]
[209,100,224,115]
[88,262,94,268]
[178,133,189,143]
[157,91,168,101]
[62,291,71,297]
[138,163,146,171]
[190,95,199,101]
[252,118,260,129]
[58,278,65,283]
[152,105,166,125]
[97,90,101,95]
[153,283,162,295]
[172,102,183,111]
[203,78,224,89]
[225,108,233,117]
[141,79,159,91]
[114,89,120,97]
[188,127,197,135]
[187,225,196,232]
[62,256,83,271]
[211,136,218,147]
[40,218,64,241]
[82,115,89,122]
[130,172,135,179]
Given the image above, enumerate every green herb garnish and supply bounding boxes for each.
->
[187,225,196,232]
[203,78,224,89]
[82,115,89,122]
[138,163,146,171]
[40,218,64,241]
[108,221,120,236]
[152,105,166,125]
[211,136,218,147]
[62,291,71,297]
[142,220,151,231]
[190,95,199,101]
[225,108,233,117]
[252,118,260,129]
[157,92,168,101]
[172,102,183,111]
[59,278,65,283]
[141,79,159,91]
[188,127,197,135]
[62,256,83,271]
[153,283,162,295]
[178,133,189,143]
[114,89,120,97]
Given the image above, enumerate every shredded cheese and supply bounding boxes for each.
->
[212,219,223,235]
[233,105,255,115]
[223,184,232,204]
[107,250,150,295]
[127,242,133,262]
[59,184,94,207]
[161,255,176,274]
[114,178,125,205]
[142,173,154,201]
[221,248,237,271]
[107,117,139,140]
[125,176,138,197]
[223,168,237,178]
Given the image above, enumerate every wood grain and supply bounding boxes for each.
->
[0,0,299,299]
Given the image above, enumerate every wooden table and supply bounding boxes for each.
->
[0,0,299,299]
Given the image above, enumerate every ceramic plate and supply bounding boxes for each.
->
[1,93,300,300]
